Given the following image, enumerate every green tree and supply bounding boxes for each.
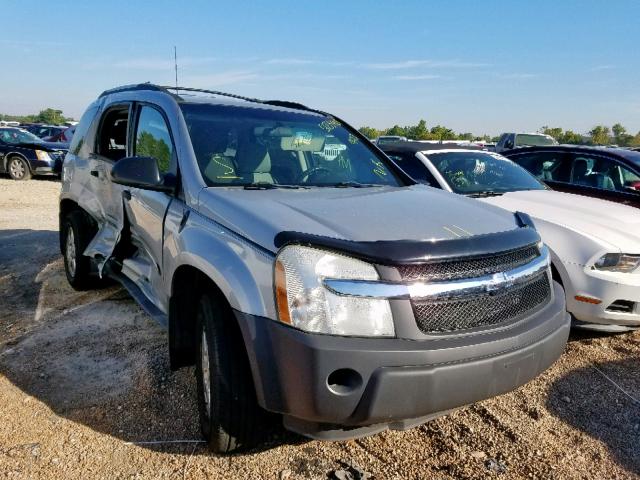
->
[430,125,456,140]
[589,125,611,145]
[36,108,66,125]
[559,130,583,144]
[541,126,564,141]
[407,119,429,140]
[358,126,381,139]
[385,125,408,137]
[612,123,632,146]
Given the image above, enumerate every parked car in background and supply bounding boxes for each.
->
[25,124,66,140]
[0,120,20,127]
[375,135,407,146]
[0,127,67,180]
[381,141,640,332]
[495,132,558,153]
[46,125,75,143]
[503,145,640,209]
[59,83,568,452]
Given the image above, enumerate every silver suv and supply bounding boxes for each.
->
[60,84,570,452]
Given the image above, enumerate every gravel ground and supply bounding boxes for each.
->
[0,176,639,479]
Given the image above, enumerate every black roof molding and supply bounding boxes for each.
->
[274,222,540,265]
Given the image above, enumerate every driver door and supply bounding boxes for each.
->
[119,104,176,311]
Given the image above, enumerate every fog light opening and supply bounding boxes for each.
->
[327,369,363,396]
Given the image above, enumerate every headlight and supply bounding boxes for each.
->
[35,150,52,161]
[274,245,394,336]
[593,253,640,273]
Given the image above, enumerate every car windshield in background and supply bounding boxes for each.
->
[0,128,44,145]
[516,134,557,147]
[427,151,545,195]
[180,103,402,188]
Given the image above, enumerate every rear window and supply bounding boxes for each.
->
[515,134,558,147]
[180,103,403,187]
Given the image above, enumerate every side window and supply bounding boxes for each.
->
[134,106,173,175]
[69,106,99,156]
[512,152,569,182]
[570,154,640,192]
[96,106,130,161]
[387,153,438,186]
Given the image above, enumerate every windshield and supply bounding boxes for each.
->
[180,103,402,187]
[516,134,557,147]
[426,151,545,194]
[0,128,43,145]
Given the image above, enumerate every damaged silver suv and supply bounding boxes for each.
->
[60,84,570,452]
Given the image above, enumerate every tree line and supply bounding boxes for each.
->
[359,119,640,146]
[0,108,73,125]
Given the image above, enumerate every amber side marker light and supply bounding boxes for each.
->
[575,295,602,305]
[275,260,292,324]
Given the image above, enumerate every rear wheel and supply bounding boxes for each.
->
[7,156,31,180]
[195,291,270,453]
[62,211,96,290]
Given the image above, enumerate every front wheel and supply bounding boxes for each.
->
[195,291,271,453]
[7,156,31,180]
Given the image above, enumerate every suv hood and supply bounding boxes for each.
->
[15,141,68,152]
[479,189,640,252]
[197,185,520,253]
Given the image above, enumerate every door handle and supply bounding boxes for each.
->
[123,190,131,200]
[90,170,100,178]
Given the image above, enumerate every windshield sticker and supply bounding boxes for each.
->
[319,118,340,133]
[292,131,313,148]
[348,133,359,145]
[371,159,387,178]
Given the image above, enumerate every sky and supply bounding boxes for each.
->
[1,0,639,136]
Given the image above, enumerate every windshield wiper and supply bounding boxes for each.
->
[468,190,505,198]
[327,181,383,188]
[243,182,300,190]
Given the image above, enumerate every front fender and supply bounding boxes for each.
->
[166,212,277,319]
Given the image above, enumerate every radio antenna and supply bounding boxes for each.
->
[174,46,178,91]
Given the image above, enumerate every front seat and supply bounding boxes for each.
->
[189,125,238,183]
[236,138,273,184]
[589,160,616,190]
[572,159,590,186]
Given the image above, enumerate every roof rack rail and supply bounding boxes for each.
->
[98,83,168,98]
[99,83,325,115]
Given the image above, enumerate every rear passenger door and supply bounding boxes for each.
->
[82,103,131,268]
[120,103,176,309]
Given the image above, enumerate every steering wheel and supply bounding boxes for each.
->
[297,167,333,184]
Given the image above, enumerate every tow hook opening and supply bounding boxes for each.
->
[327,369,363,396]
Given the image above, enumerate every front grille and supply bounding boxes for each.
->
[412,272,551,333]
[397,245,539,282]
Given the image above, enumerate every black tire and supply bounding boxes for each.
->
[7,156,31,181]
[195,291,269,453]
[62,211,96,290]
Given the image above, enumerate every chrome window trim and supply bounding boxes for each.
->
[323,247,550,301]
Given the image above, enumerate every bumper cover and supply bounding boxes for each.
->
[563,263,640,328]
[235,282,569,440]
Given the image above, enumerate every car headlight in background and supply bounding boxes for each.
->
[275,245,394,336]
[593,253,640,273]
[35,150,52,161]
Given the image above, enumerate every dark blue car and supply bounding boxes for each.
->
[0,127,68,180]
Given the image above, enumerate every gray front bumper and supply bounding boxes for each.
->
[235,282,569,440]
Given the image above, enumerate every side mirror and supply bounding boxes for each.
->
[111,156,173,192]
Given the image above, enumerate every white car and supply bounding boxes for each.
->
[381,143,640,332]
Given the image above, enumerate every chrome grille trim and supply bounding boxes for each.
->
[323,247,550,301]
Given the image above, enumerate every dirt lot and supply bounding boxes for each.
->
[0,177,639,479]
